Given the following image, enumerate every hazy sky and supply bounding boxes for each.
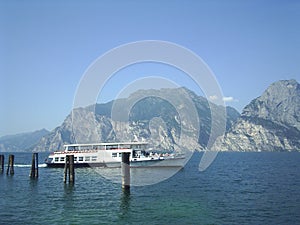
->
[1,0,300,136]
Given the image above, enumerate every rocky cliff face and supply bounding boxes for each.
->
[33,108,116,152]
[214,79,300,151]
[32,87,239,152]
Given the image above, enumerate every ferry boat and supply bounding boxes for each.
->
[45,142,185,168]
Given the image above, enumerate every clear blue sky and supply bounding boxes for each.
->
[1,0,299,136]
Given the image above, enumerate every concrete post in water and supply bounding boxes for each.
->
[121,152,130,190]
[69,155,75,183]
[64,155,75,184]
[0,155,4,173]
[30,153,39,179]
[6,154,14,175]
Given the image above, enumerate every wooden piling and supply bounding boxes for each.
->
[0,155,4,173]
[121,152,130,190]
[35,153,38,177]
[64,155,69,183]
[6,154,14,175]
[30,153,39,178]
[64,155,75,184]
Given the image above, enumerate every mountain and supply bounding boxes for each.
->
[213,79,300,151]
[4,80,298,153]
[0,129,50,152]
[32,87,240,152]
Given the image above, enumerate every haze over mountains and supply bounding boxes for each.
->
[0,129,49,152]
[0,79,299,152]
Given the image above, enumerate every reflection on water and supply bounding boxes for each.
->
[29,178,38,190]
[120,188,131,217]
[64,183,75,195]
[92,166,184,186]
[63,183,75,213]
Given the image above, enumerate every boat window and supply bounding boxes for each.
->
[47,157,53,163]
[131,144,143,150]
[74,157,77,161]
[55,157,59,162]
[85,156,90,161]
[92,156,97,161]
[118,153,122,157]
[107,145,118,150]
[94,145,105,150]
[79,157,83,161]
[122,144,130,149]
[60,157,65,162]
[112,153,117,157]
[79,145,93,151]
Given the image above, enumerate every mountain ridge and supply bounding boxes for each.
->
[0,129,50,152]
[32,87,239,152]
[1,80,299,152]
[213,79,300,151]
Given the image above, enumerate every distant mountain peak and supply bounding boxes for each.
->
[260,79,299,101]
[241,79,300,129]
[214,79,300,151]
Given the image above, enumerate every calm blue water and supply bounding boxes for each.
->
[1,152,300,225]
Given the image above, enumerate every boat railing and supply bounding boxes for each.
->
[54,148,134,154]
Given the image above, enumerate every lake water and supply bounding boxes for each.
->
[0,152,300,225]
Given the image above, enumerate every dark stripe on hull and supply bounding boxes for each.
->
[45,158,184,168]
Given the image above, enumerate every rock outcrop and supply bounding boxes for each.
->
[214,79,300,151]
